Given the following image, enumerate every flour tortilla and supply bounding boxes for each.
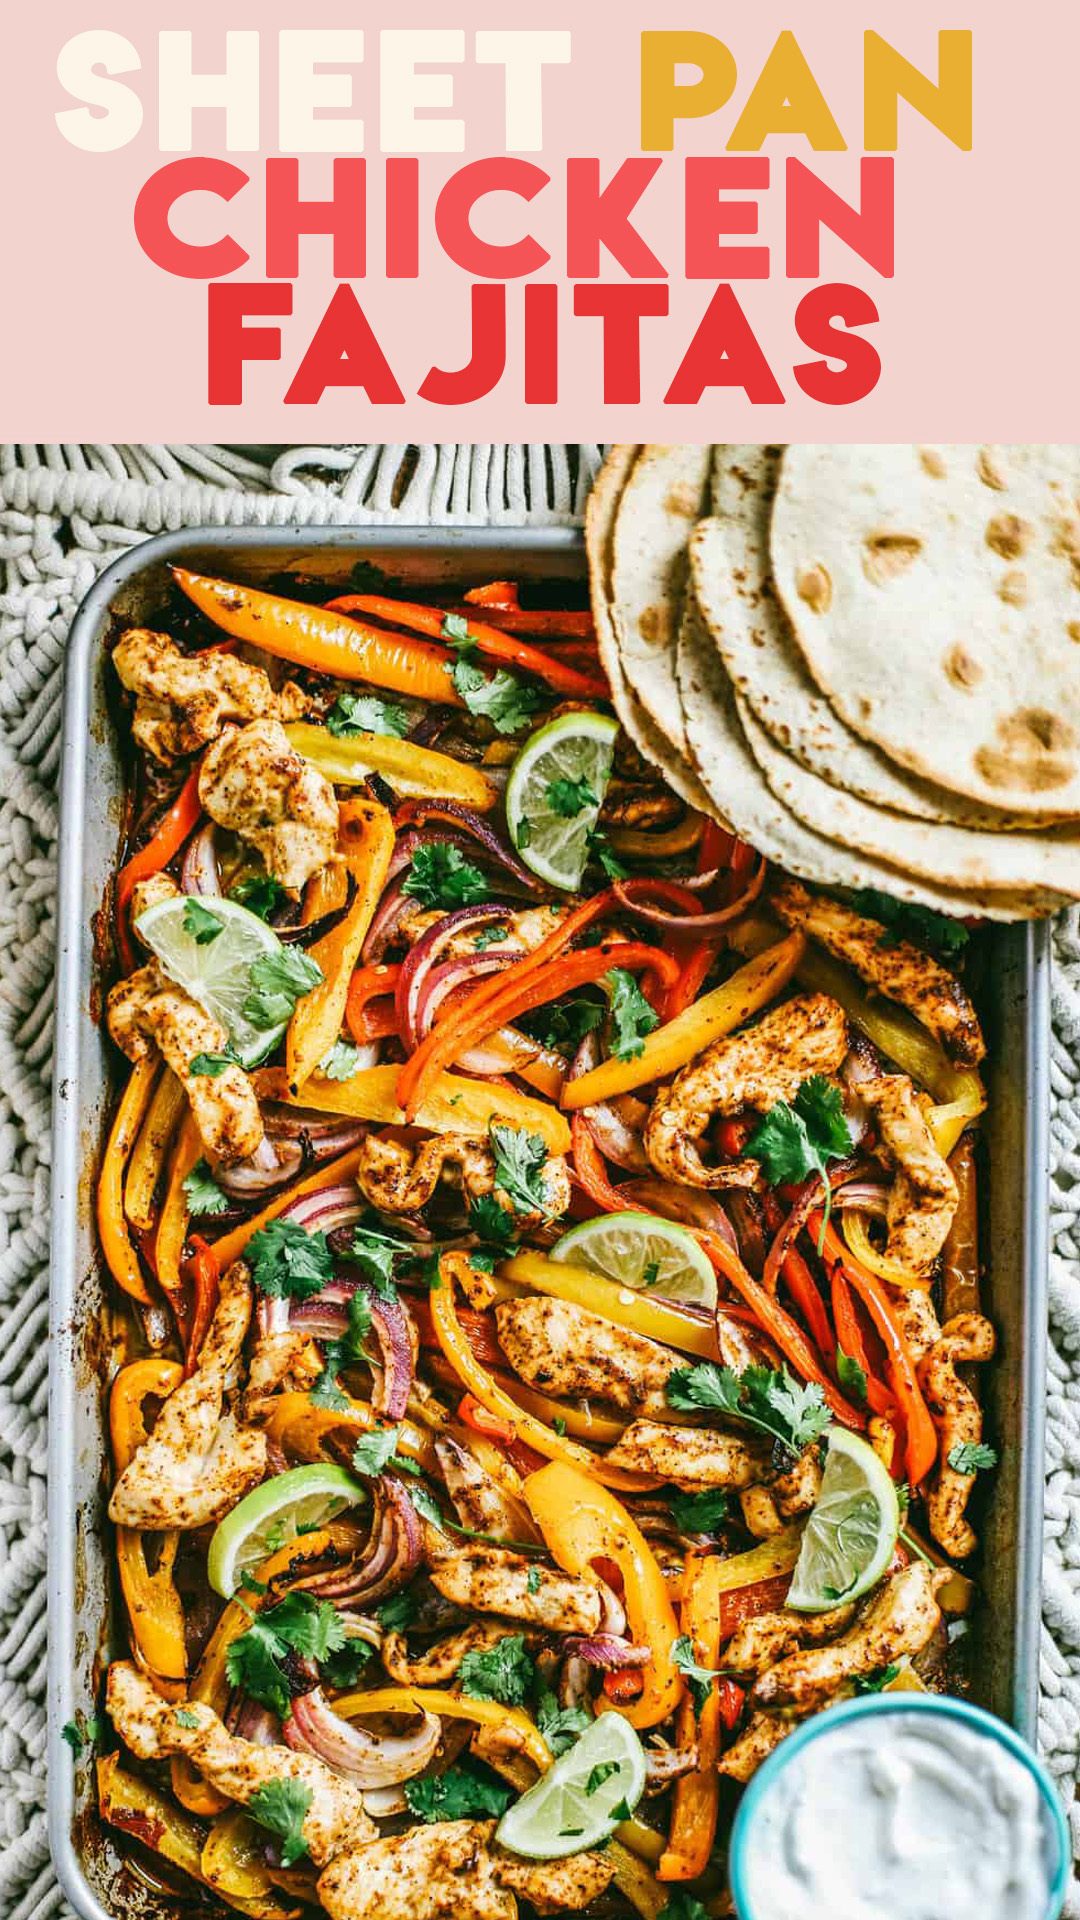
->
[675,591,1065,920]
[702,448,1057,830]
[586,446,718,817]
[771,443,1080,816]
[611,443,711,755]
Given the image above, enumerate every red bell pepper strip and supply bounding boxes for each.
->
[717,1572,792,1640]
[413,1297,505,1370]
[181,1236,220,1377]
[325,594,609,700]
[115,765,202,973]
[810,1210,937,1484]
[603,1668,645,1704]
[778,1245,837,1362]
[346,964,401,1046]
[664,941,715,1022]
[457,1393,516,1444]
[571,1113,631,1213]
[830,1268,895,1419]
[716,1679,745,1733]
[697,1227,864,1430]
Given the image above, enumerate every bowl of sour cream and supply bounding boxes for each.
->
[728,1692,1069,1920]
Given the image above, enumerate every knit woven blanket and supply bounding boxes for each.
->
[2,442,1076,1919]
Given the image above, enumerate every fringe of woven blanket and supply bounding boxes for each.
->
[1,442,1077,1917]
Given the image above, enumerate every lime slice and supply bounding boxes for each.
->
[496,1713,646,1860]
[505,710,618,890]
[785,1429,900,1614]
[551,1211,717,1310]
[135,893,290,1068]
[207,1464,368,1598]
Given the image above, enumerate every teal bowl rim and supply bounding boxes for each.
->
[728,1691,1070,1920]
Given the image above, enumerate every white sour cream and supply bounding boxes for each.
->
[741,1710,1054,1920]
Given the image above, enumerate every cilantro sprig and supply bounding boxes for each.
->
[182,1158,229,1218]
[667,1362,831,1458]
[851,888,969,960]
[404,1766,511,1825]
[671,1634,723,1712]
[535,1689,591,1756]
[457,1632,534,1706]
[326,692,409,739]
[230,873,286,921]
[182,899,224,945]
[668,1486,729,1535]
[547,776,597,818]
[225,1593,347,1720]
[489,1122,549,1216]
[947,1441,999,1475]
[452,658,542,735]
[247,1778,313,1867]
[403,842,490,911]
[310,1290,373,1410]
[247,1219,333,1300]
[242,946,324,1032]
[744,1074,852,1244]
[605,968,658,1062]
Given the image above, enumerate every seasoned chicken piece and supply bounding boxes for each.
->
[106,959,263,1163]
[356,1131,570,1227]
[717,1710,800,1783]
[199,718,338,892]
[318,1822,613,1920]
[495,1297,679,1416]
[770,878,985,1066]
[382,1621,513,1688]
[598,780,683,831]
[750,1562,944,1713]
[106,1662,373,1864]
[399,903,567,958]
[427,1541,602,1634]
[919,1311,996,1558]
[862,1074,959,1273]
[129,872,180,925]
[242,1328,322,1423]
[435,1436,537,1545]
[739,1451,823,1539]
[722,1603,855,1676]
[890,1284,941,1368]
[109,1262,266,1529]
[113,628,307,764]
[644,993,849,1189]
[604,1420,768,1490]
[739,1486,786,1538]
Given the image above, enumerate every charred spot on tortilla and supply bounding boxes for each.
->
[943,645,983,691]
[1068,623,1080,644]
[985,513,1032,561]
[973,709,1077,792]
[796,566,832,614]
[997,570,1028,608]
[665,481,700,518]
[861,532,922,586]
[975,446,1009,491]
[918,447,948,478]
[637,603,672,649]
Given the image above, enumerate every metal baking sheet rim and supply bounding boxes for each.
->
[46,522,1053,1920]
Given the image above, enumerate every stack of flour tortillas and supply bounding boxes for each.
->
[587,443,1080,918]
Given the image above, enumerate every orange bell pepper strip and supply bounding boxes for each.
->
[124,1066,186,1233]
[256,1061,570,1157]
[456,1392,516,1444]
[326,594,609,700]
[463,581,598,638]
[334,1685,553,1772]
[810,1211,937,1485]
[114,763,203,972]
[110,1358,187,1680]
[207,1143,365,1269]
[262,1388,436,1472]
[525,1460,684,1730]
[286,796,395,1090]
[396,940,680,1122]
[345,963,400,1046]
[171,567,462,705]
[98,1057,160,1306]
[155,1112,201,1340]
[182,1236,221,1375]
[659,1554,725,1881]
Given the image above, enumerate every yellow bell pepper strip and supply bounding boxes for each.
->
[929,1089,984,1158]
[659,1554,724,1882]
[155,1113,202,1339]
[202,1810,286,1907]
[97,1756,287,1920]
[262,1388,436,1473]
[286,796,395,1091]
[729,913,987,1110]
[525,1460,684,1731]
[561,934,804,1108]
[326,593,610,701]
[607,1839,670,1920]
[110,1358,188,1681]
[171,568,463,705]
[124,1066,186,1233]
[497,1374,627,1446]
[841,1210,932,1291]
[208,1144,365,1269]
[284,722,499,812]
[98,1057,161,1305]
[255,1062,571,1158]
[334,1686,553,1772]
[501,1249,719,1363]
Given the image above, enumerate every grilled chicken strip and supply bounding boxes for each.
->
[355,1131,570,1227]
[644,993,849,1189]
[112,628,307,764]
[919,1311,996,1558]
[427,1541,602,1634]
[750,1562,944,1713]
[716,1711,798,1783]
[722,1603,856,1676]
[382,1620,513,1687]
[739,1449,824,1538]
[861,1074,960,1273]
[495,1297,680,1416]
[770,879,985,1066]
[603,1419,768,1490]
[399,904,567,958]
[106,1663,373,1864]
[129,872,181,924]
[109,1262,266,1529]
[107,958,263,1163]
[435,1436,538,1545]
[317,1821,613,1920]
[199,717,339,893]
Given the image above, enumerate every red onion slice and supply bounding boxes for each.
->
[180,822,220,896]
[393,799,542,892]
[561,1635,651,1669]
[617,1176,740,1249]
[567,1033,650,1175]
[277,1181,369,1238]
[217,1136,304,1199]
[396,904,516,1048]
[832,1181,890,1217]
[284,1687,441,1786]
[297,1477,422,1609]
[611,858,766,932]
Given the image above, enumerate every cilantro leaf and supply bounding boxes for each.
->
[855,1664,901,1694]
[377,1590,417,1633]
[527,1566,541,1595]
[586,1761,620,1795]
[659,1893,711,1920]
[744,1074,852,1243]
[174,1707,200,1728]
[535,1690,592,1756]
[247,1219,333,1300]
[311,1289,373,1407]
[473,924,510,952]
[546,776,598,818]
[587,830,628,879]
[667,1362,831,1455]
[403,842,491,911]
[947,1441,999,1475]
[230,873,286,921]
[188,1047,239,1078]
[605,968,658,1062]
[266,1593,347,1663]
[62,1716,100,1758]
[441,612,473,647]
[404,1766,512,1824]
[489,1122,549,1216]
[836,1347,869,1408]
[183,899,224,945]
[225,1594,346,1718]
[352,1426,404,1477]
[668,1487,729,1534]
[457,1633,534,1706]
[452,658,542,735]
[468,1194,519,1255]
[519,993,605,1056]
[672,1635,722,1712]
[320,1037,362,1082]
[325,693,409,739]
[349,1219,414,1296]
[248,1778,312,1867]
[182,1158,229,1218]
[242,946,324,1031]
[321,1637,374,1690]
[851,889,969,960]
